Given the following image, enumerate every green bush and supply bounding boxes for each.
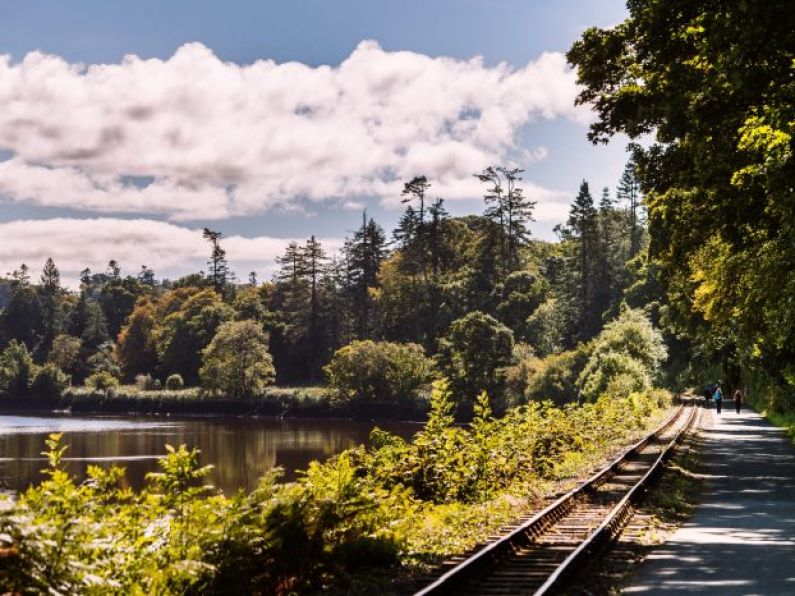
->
[84,371,120,392]
[165,374,184,390]
[324,339,435,403]
[30,364,70,399]
[200,320,275,398]
[578,308,667,400]
[580,351,650,399]
[0,340,35,397]
[519,344,592,405]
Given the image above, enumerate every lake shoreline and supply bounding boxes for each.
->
[0,411,422,493]
[0,388,429,423]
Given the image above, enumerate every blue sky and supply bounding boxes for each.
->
[0,0,630,284]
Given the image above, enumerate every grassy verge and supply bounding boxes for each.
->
[757,409,795,443]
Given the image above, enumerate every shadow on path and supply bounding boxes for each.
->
[624,407,795,594]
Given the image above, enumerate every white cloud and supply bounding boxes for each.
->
[0,42,586,220]
[0,218,343,288]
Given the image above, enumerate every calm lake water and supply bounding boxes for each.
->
[0,414,421,494]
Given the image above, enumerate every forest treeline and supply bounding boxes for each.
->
[0,163,659,413]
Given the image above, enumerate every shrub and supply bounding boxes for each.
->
[522,344,592,405]
[0,340,35,397]
[134,373,158,391]
[200,320,275,398]
[324,340,435,403]
[84,371,120,392]
[578,308,667,400]
[30,364,70,399]
[47,334,81,375]
[580,351,650,399]
[165,374,184,390]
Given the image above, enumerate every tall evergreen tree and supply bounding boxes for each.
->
[107,260,121,280]
[400,176,432,278]
[302,236,328,379]
[37,258,63,360]
[202,228,231,291]
[556,180,601,342]
[616,157,643,258]
[426,198,451,275]
[346,214,387,339]
[475,166,536,275]
[1,264,43,351]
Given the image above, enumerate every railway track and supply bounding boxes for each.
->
[414,399,700,596]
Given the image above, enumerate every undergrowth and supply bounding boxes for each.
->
[0,380,670,594]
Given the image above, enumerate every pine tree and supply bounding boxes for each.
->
[138,265,156,286]
[475,166,536,275]
[10,263,30,292]
[556,180,601,341]
[401,176,431,226]
[394,205,419,250]
[400,176,432,277]
[40,258,60,292]
[2,263,43,352]
[302,236,327,323]
[37,258,63,360]
[202,228,231,291]
[302,236,328,379]
[427,197,450,275]
[346,214,387,339]
[617,157,643,258]
[107,260,121,280]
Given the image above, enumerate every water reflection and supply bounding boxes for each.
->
[0,414,420,494]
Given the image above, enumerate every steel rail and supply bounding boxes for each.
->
[414,399,693,596]
[533,400,699,595]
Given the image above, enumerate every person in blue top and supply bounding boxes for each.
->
[714,384,723,414]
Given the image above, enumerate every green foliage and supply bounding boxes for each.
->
[526,297,568,356]
[30,364,69,398]
[0,340,35,397]
[580,351,650,400]
[117,297,159,382]
[579,308,667,400]
[324,339,435,403]
[1,380,670,593]
[47,334,81,376]
[165,374,185,390]
[521,344,592,405]
[0,285,44,353]
[200,320,275,398]
[84,370,120,392]
[494,270,546,341]
[437,311,514,410]
[156,289,235,385]
[568,0,795,404]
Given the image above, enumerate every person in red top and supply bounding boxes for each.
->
[734,388,743,414]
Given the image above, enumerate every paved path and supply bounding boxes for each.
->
[625,404,795,595]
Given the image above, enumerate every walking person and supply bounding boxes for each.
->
[734,388,743,414]
[714,384,723,414]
